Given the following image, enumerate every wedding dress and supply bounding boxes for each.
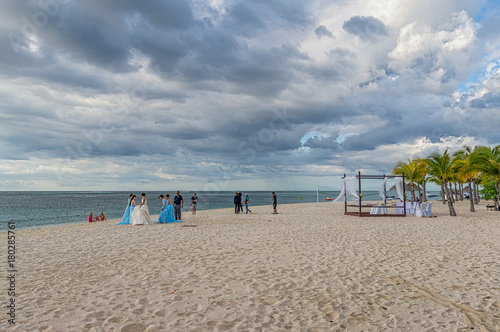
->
[158,200,181,223]
[165,201,181,223]
[158,199,168,223]
[117,198,134,225]
[132,198,154,225]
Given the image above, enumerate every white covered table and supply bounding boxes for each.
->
[370,205,388,215]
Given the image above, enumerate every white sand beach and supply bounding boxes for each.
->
[4,201,500,331]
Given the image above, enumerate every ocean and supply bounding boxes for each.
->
[0,190,441,231]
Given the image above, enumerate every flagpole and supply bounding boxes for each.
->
[316,185,319,206]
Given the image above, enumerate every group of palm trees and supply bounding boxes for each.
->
[391,145,500,216]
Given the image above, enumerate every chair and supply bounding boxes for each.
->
[415,203,426,217]
[412,202,419,214]
[396,202,404,214]
[405,202,412,214]
[424,202,433,217]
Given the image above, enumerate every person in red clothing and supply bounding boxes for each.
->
[89,213,94,222]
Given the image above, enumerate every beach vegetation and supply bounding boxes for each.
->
[391,159,420,202]
[479,178,498,202]
[471,145,500,210]
[391,144,500,215]
[453,146,480,212]
[426,149,457,216]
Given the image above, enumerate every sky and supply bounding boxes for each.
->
[1,0,500,192]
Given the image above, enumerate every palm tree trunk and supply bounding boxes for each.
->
[448,183,455,203]
[441,185,446,204]
[473,181,479,204]
[476,182,480,203]
[422,180,427,202]
[445,181,457,216]
[496,180,500,211]
[410,185,415,202]
[459,183,463,201]
[468,180,475,212]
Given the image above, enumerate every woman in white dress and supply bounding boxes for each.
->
[132,193,155,225]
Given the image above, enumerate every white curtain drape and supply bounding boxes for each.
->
[331,176,359,203]
[379,176,388,202]
[394,177,405,202]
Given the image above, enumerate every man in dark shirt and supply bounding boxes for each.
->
[238,192,244,213]
[174,191,183,220]
[191,193,198,215]
[234,192,241,214]
[272,192,277,214]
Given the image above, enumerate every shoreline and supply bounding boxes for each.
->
[6,201,500,331]
[4,197,451,234]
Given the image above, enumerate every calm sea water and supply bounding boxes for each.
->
[0,190,440,231]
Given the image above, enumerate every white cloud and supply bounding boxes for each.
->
[389,10,477,88]
[0,0,499,190]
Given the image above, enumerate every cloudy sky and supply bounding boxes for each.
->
[1,0,499,191]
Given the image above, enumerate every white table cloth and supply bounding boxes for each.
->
[370,206,388,215]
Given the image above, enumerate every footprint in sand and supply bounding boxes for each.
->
[155,308,167,316]
[119,323,147,332]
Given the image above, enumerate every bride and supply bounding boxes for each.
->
[132,193,155,225]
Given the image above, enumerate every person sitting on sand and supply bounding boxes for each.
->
[89,213,94,222]
[98,212,106,221]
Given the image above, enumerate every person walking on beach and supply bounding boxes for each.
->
[238,192,244,213]
[234,192,241,214]
[174,191,183,220]
[272,192,278,214]
[245,193,252,214]
[191,193,198,215]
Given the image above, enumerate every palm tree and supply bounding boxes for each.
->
[426,150,457,216]
[392,159,420,201]
[471,145,500,210]
[416,158,430,202]
[453,148,479,212]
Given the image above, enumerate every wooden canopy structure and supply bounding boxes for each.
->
[344,172,406,217]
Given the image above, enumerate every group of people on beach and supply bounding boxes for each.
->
[234,192,278,214]
[88,212,106,222]
[234,192,252,214]
[115,191,196,226]
[91,191,278,225]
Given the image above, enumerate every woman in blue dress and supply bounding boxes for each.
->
[158,195,168,223]
[164,194,181,223]
[117,194,135,225]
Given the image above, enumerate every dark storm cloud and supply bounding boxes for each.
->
[254,0,313,26]
[469,92,500,108]
[80,0,196,29]
[315,25,334,38]
[343,16,388,40]
[0,0,499,190]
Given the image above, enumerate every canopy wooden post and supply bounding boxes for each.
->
[358,171,362,217]
[344,174,347,215]
[403,172,406,217]
[383,174,387,205]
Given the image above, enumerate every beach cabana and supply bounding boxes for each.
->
[334,172,406,217]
